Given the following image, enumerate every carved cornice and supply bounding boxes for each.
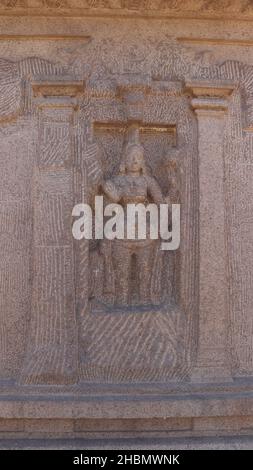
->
[0,1,253,21]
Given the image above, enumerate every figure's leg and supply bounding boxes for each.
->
[136,244,155,305]
[112,242,131,306]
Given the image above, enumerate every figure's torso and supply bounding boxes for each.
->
[112,175,148,205]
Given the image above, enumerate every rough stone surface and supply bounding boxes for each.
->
[0,0,253,448]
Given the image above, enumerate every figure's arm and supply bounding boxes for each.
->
[101,179,121,203]
[147,177,164,204]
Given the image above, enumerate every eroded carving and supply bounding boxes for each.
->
[2,20,253,383]
[98,140,163,307]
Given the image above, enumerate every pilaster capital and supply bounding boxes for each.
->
[185,81,235,115]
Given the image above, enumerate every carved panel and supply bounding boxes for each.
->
[1,22,253,385]
[0,126,34,377]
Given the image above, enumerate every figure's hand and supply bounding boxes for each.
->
[102,180,115,195]
[101,179,120,203]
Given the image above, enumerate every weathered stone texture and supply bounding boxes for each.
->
[0,0,253,446]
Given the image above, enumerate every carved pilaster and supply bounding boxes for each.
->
[20,80,84,385]
[186,81,234,382]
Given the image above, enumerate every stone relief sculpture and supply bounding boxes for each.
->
[1,0,253,446]
[3,30,252,383]
[0,32,217,383]
[99,141,164,307]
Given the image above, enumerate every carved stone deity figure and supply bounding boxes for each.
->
[100,142,164,307]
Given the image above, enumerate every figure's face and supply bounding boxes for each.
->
[126,148,143,174]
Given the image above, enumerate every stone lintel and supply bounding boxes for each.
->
[32,80,85,99]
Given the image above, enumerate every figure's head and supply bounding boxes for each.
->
[120,143,147,175]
